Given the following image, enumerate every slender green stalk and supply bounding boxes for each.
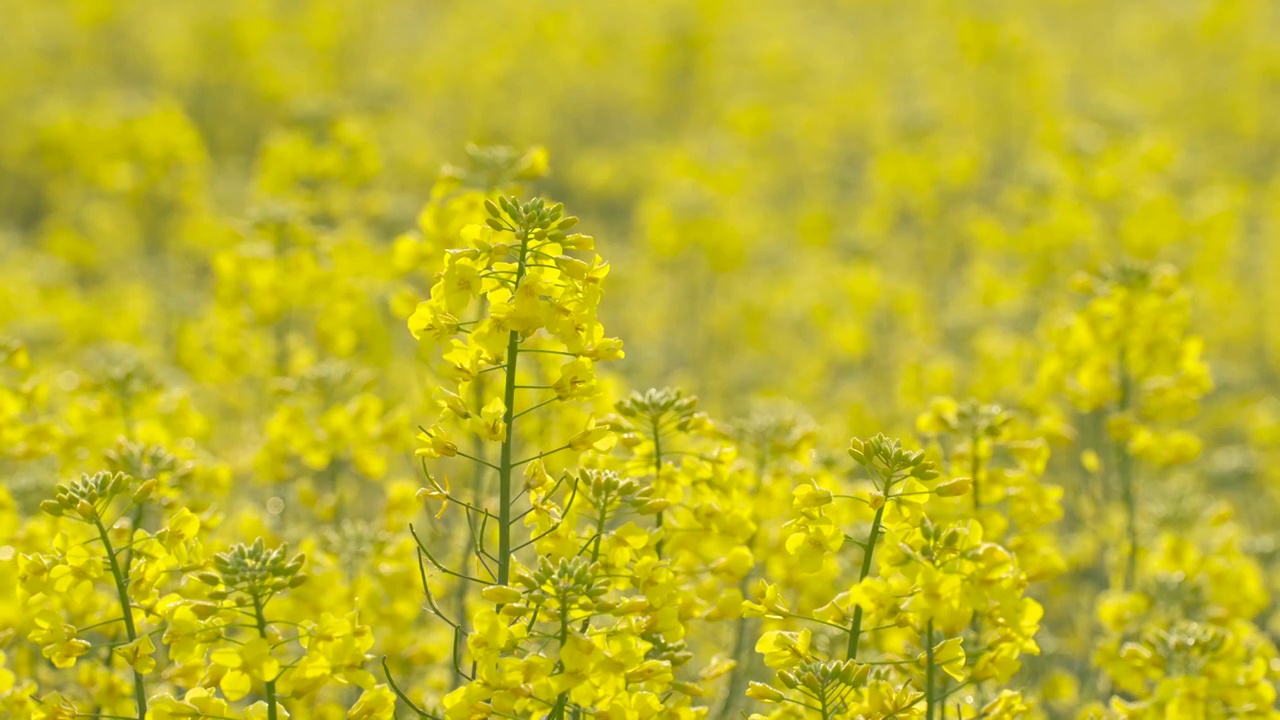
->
[968,434,983,705]
[719,574,756,719]
[718,451,768,720]
[970,432,981,515]
[496,232,531,586]
[590,498,610,563]
[1117,351,1137,590]
[550,605,573,720]
[448,358,489,691]
[847,497,886,660]
[576,496,611,629]
[252,595,279,720]
[1119,447,1136,589]
[122,506,144,580]
[562,492,610,720]
[93,516,147,720]
[651,416,664,558]
[925,620,936,720]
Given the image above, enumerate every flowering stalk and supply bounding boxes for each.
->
[844,436,936,660]
[1117,352,1137,591]
[719,447,769,720]
[651,414,664,557]
[497,331,522,585]
[252,594,280,720]
[846,501,884,661]
[93,514,147,720]
[970,430,981,516]
[925,620,936,720]
[448,370,490,691]
[497,213,533,586]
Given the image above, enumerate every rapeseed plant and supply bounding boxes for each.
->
[4,3,1280,718]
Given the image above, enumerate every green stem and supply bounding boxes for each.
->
[590,496,610,564]
[1119,446,1136,589]
[496,231,531,586]
[719,574,756,719]
[846,502,885,660]
[576,496,611,633]
[717,451,768,720]
[1117,351,1137,590]
[93,516,147,720]
[122,506,144,581]
[449,347,489,691]
[970,433,981,515]
[550,606,572,719]
[939,676,949,720]
[252,595,279,720]
[651,416,664,558]
[925,620,936,720]
[968,435,983,704]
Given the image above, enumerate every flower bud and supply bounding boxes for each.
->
[132,479,157,504]
[481,585,524,604]
[638,498,670,515]
[746,682,785,703]
[935,477,972,497]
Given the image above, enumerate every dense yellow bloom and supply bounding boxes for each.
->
[210,638,279,701]
[4,4,1280,719]
[115,636,157,676]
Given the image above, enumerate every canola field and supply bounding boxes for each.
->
[4,1,1280,718]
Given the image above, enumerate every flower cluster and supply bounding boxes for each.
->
[5,3,1280,715]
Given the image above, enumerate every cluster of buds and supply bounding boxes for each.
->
[609,388,707,444]
[642,633,695,670]
[105,439,187,482]
[1071,262,1179,298]
[99,352,159,400]
[1142,621,1229,672]
[780,658,872,696]
[731,408,817,463]
[750,659,872,706]
[580,469,667,516]
[275,358,373,398]
[909,518,982,564]
[323,519,390,569]
[199,538,307,601]
[40,471,144,520]
[440,143,548,191]
[484,195,583,246]
[515,557,611,612]
[849,434,939,483]
[918,397,1012,440]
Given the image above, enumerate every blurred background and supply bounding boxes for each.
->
[5,0,1280,434]
[7,2,1280,715]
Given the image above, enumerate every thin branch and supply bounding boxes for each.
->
[410,524,487,585]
